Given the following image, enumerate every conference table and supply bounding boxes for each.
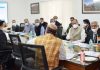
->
[5,31,100,70]
[59,57,100,70]
[59,41,100,70]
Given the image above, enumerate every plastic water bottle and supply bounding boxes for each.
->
[80,50,85,63]
[29,31,33,39]
[89,39,94,51]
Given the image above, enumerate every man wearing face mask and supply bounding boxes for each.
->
[12,20,20,32]
[34,19,45,36]
[23,18,36,37]
[66,19,86,42]
[89,21,100,43]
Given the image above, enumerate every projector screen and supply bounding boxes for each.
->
[0,2,8,23]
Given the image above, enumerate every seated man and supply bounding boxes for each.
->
[88,21,100,43]
[23,18,36,37]
[66,19,86,42]
[11,20,20,32]
[28,24,62,70]
[66,17,75,34]
[34,19,45,36]
[0,20,14,70]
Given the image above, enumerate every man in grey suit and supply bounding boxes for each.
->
[23,18,36,37]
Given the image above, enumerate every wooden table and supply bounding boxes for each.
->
[59,58,100,70]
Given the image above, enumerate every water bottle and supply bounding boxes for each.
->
[89,39,94,51]
[80,50,85,63]
[29,31,33,39]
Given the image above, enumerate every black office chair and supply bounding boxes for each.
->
[0,50,12,70]
[20,43,49,70]
[20,23,25,32]
[20,43,65,70]
[9,34,22,67]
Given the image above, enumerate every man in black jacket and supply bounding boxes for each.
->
[0,20,14,70]
[40,18,48,30]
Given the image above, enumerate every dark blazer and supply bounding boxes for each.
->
[35,24,41,36]
[12,25,20,32]
[66,23,72,34]
[0,30,10,50]
[55,21,61,28]
[40,22,48,30]
[85,28,100,44]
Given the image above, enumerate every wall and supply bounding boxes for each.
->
[72,0,100,25]
[0,0,73,29]
[26,0,73,30]
[0,0,28,27]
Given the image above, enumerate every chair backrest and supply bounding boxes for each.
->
[20,23,25,32]
[20,43,49,70]
[9,34,21,57]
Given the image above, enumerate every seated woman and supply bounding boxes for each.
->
[83,19,91,44]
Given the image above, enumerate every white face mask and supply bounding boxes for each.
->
[73,24,78,29]
[12,23,16,26]
[83,24,87,27]
[54,19,57,21]
[91,28,98,33]
[25,23,29,25]
[35,23,40,26]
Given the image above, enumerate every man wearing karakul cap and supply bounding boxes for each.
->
[27,23,62,70]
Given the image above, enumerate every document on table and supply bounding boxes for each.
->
[66,53,76,60]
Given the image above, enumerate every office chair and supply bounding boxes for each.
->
[20,43,65,70]
[9,34,22,67]
[20,23,25,32]
[20,43,49,70]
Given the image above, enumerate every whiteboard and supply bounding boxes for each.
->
[0,2,8,23]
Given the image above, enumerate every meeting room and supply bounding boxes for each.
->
[0,0,100,70]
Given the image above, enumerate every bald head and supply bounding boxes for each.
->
[91,21,99,29]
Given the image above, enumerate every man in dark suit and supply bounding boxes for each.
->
[0,20,14,70]
[34,19,41,36]
[87,21,100,43]
[12,20,19,32]
[40,18,48,30]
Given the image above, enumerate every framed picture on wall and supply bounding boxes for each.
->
[30,3,40,14]
[82,0,100,14]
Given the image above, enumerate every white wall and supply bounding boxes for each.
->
[26,0,73,31]
[0,0,28,27]
[72,0,100,25]
[0,0,72,29]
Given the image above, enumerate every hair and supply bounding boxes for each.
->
[70,17,75,19]
[53,16,58,19]
[0,20,5,26]
[83,19,91,31]
[40,18,44,20]
[46,27,57,36]
[83,19,90,25]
